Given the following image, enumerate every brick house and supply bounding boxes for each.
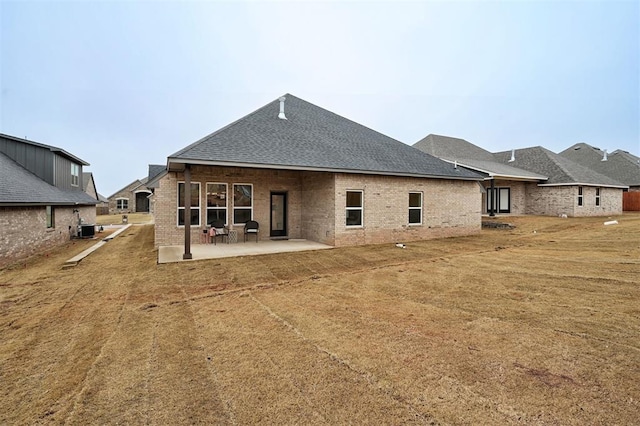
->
[414,135,547,216]
[493,147,626,216]
[107,178,153,214]
[0,133,97,268]
[153,94,483,254]
[415,134,627,217]
[560,143,640,211]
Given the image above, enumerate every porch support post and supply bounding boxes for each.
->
[183,164,193,260]
[489,178,496,217]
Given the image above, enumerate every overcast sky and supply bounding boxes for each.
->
[1,0,638,197]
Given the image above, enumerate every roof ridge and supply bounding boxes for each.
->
[169,94,289,159]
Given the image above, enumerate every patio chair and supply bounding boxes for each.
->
[244,220,259,242]
[209,220,229,244]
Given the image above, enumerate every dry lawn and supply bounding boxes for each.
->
[1,214,639,425]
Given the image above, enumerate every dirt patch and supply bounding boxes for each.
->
[1,214,639,424]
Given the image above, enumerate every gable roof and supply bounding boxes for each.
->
[413,134,495,162]
[413,134,546,181]
[493,146,627,188]
[107,178,146,199]
[0,132,89,166]
[559,143,640,187]
[168,95,481,181]
[82,172,94,192]
[146,164,167,189]
[0,152,98,206]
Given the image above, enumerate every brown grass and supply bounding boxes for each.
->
[95,213,153,226]
[1,214,639,425]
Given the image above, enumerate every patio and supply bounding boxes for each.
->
[157,239,332,264]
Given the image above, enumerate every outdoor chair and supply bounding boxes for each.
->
[244,220,259,242]
[209,220,229,244]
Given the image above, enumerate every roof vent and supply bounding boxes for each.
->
[508,149,515,162]
[602,149,608,161]
[278,96,287,120]
[454,160,458,169]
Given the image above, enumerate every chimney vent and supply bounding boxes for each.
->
[602,149,608,161]
[278,96,287,120]
[508,149,515,162]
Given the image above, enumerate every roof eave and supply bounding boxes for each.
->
[167,158,484,181]
[537,182,628,189]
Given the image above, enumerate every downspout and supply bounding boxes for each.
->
[489,178,496,217]
[183,164,193,260]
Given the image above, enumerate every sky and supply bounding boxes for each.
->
[1,0,638,197]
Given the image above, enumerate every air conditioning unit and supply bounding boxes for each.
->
[79,224,96,238]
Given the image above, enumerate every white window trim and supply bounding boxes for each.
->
[577,186,583,207]
[206,182,228,226]
[177,181,201,227]
[345,190,364,228]
[71,164,79,187]
[116,197,129,210]
[595,187,601,206]
[232,183,253,225]
[408,191,423,226]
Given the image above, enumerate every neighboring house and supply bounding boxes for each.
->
[153,94,483,252]
[0,133,97,268]
[146,164,167,215]
[83,171,109,215]
[82,172,99,200]
[414,134,547,215]
[493,146,626,217]
[559,143,640,211]
[96,193,109,215]
[414,134,627,217]
[559,143,640,191]
[107,178,153,214]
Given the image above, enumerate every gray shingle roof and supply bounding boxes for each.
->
[146,164,167,189]
[0,152,98,206]
[413,134,546,180]
[559,143,640,187]
[413,134,495,162]
[494,146,627,187]
[169,95,481,180]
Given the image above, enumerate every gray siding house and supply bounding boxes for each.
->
[0,133,97,268]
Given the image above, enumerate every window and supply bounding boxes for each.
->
[116,198,129,210]
[233,184,253,224]
[206,183,227,225]
[595,187,601,206]
[71,164,79,186]
[346,190,363,227]
[578,186,583,207]
[408,192,422,225]
[46,206,55,229]
[178,182,201,226]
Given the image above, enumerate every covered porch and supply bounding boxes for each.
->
[158,239,332,263]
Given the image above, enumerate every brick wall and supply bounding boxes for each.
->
[108,180,151,214]
[154,166,305,247]
[301,172,336,245]
[525,185,623,216]
[333,174,481,247]
[154,166,482,248]
[0,205,95,268]
[481,180,527,215]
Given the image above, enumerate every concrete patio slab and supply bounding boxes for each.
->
[158,239,332,264]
